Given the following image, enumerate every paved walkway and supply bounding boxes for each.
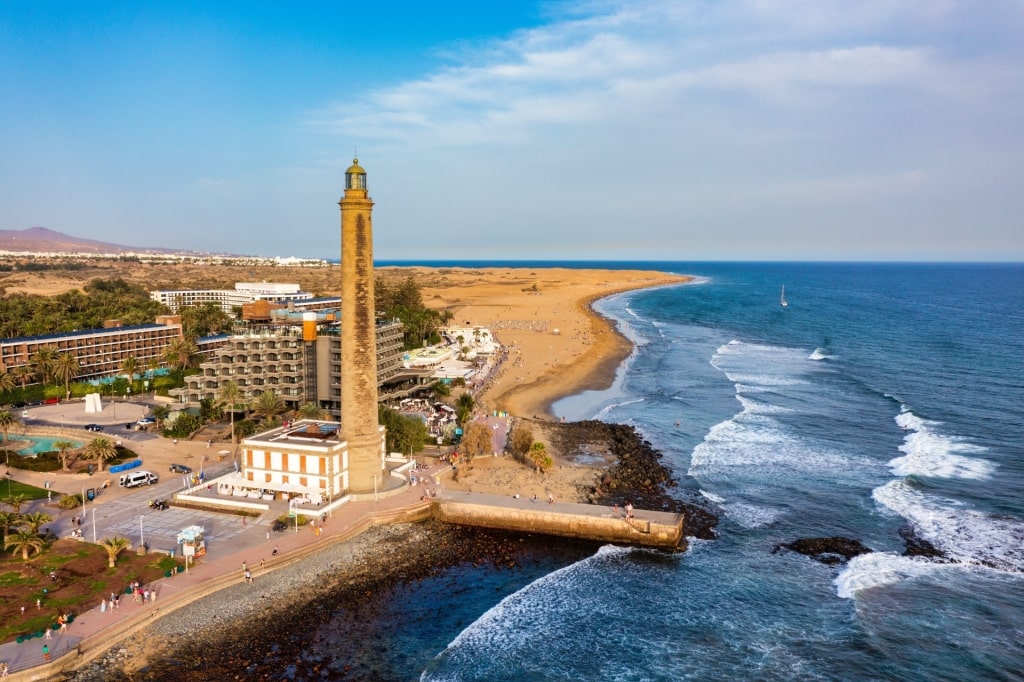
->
[0,463,444,678]
[1,399,450,679]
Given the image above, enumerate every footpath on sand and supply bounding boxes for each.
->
[0,471,439,680]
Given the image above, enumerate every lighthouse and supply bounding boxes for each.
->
[338,158,386,493]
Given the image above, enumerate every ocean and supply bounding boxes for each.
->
[338,262,1024,681]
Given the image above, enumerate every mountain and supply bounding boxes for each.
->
[0,226,202,255]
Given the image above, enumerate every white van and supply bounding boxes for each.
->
[119,471,159,488]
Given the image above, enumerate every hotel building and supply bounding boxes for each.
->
[0,316,183,382]
[150,282,315,313]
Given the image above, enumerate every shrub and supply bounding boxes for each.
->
[58,494,82,509]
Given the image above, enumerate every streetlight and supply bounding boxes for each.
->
[139,515,145,551]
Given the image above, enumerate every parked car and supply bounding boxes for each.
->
[84,424,103,432]
[169,463,192,474]
[136,417,156,426]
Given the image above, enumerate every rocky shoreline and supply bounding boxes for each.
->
[541,419,720,540]
[60,521,602,681]
[58,420,716,681]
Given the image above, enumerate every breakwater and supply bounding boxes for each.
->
[433,490,686,550]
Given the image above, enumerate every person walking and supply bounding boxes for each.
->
[42,644,50,662]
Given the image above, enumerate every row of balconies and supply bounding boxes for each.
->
[217,353,300,363]
[214,365,302,376]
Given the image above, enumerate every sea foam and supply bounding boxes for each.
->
[889,408,993,479]
[873,480,1024,573]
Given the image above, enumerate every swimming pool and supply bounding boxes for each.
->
[13,436,84,455]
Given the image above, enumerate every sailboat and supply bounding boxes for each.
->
[780,285,788,308]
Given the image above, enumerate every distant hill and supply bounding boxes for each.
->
[0,226,206,255]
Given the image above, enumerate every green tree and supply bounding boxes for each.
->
[152,404,171,431]
[432,382,451,401]
[295,402,326,420]
[460,421,493,461]
[20,511,52,533]
[1,494,26,513]
[100,535,131,567]
[53,440,77,472]
[4,528,44,560]
[180,302,232,339]
[509,424,534,461]
[13,365,34,392]
[0,370,16,398]
[30,345,59,389]
[121,355,139,384]
[456,393,475,425]
[234,418,258,440]
[217,381,244,445]
[529,441,553,473]
[163,337,199,372]
[252,390,285,422]
[54,351,82,400]
[0,511,20,542]
[0,410,18,442]
[83,437,118,472]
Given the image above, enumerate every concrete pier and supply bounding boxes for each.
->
[434,491,685,550]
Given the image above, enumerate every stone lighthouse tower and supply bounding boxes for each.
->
[339,158,386,493]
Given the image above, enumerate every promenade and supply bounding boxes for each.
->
[0,399,440,679]
[0,462,438,679]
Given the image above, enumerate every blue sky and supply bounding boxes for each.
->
[2,1,1022,261]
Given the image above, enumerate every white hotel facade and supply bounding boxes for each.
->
[150,282,313,313]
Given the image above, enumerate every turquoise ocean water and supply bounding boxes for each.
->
[323,262,1024,681]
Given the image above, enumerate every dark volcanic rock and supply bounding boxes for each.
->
[899,525,949,560]
[774,537,873,565]
[543,419,719,540]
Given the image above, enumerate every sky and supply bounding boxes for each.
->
[1,0,1022,261]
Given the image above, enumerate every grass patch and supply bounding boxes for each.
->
[1,479,50,500]
[0,571,36,587]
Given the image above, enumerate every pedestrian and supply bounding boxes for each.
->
[242,560,247,572]
[42,644,50,662]
[548,493,554,504]
[45,627,52,640]
[272,546,278,556]
[36,598,41,609]
[100,599,106,613]
[613,503,620,517]
[260,558,265,569]
[20,606,25,616]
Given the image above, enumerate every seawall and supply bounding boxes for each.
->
[433,491,685,550]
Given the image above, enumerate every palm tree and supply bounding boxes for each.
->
[1,494,26,513]
[217,381,244,445]
[295,402,326,420]
[252,390,285,422]
[54,352,81,400]
[0,370,16,398]
[152,404,170,431]
[163,337,199,372]
[5,528,44,560]
[13,365,34,392]
[0,511,20,542]
[100,535,130,568]
[121,355,139,387]
[30,345,59,389]
[0,410,18,442]
[83,437,118,472]
[53,440,76,472]
[20,511,52,534]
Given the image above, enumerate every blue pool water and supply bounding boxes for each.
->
[13,435,83,455]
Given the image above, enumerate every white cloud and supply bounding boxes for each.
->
[299,0,1024,260]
